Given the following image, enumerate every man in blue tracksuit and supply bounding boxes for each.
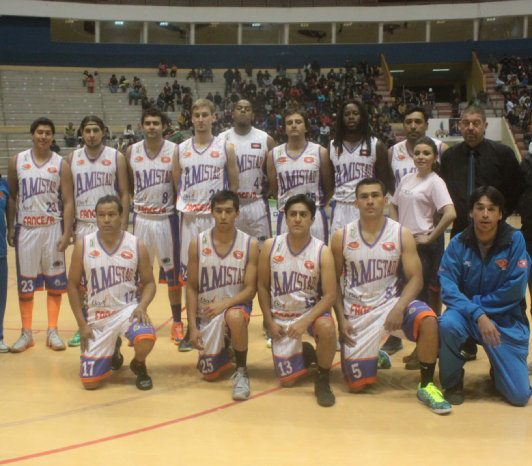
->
[438,186,531,406]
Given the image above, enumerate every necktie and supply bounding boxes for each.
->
[467,149,475,223]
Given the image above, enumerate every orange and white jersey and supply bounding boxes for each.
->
[219,127,268,201]
[269,233,324,319]
[71,146,118,223]
[390,137,443,188]
[129,140,175,217]
[272,142,323,211]
[175,136,228,214]
[196,228,251,316]
[16,149,63,227]
[341,218,403,313]
[330,137,378,203]
[82,231,139,325]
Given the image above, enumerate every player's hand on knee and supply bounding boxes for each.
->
[268,322,285,341]
[477,314,501,347]
[189,328,203,350]
[384,307,403,332]
[287,319,307,339]
[80,324,94,353]
[130,306,151,326]
[203,301,227,319]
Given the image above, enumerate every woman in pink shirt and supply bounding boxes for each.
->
[390,136,456,304]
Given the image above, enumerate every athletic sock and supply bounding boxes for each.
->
[20,298,33,330]
[47,293,62,329]
[171,304,182,323]
[419,361,436,388]
[234,349,248,368]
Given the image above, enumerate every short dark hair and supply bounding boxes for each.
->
[141,107,169,126]
[403,106,429,123]
[210,190,239,211]
[30,117,55,135]
[80,115,105,132]
[461,104,486,122]
[284,106,309,132]
[95,195,123,215]
[469,186,505,212]
[284,194,316,218]
[355,177,386,197]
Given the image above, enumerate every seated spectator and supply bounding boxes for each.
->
[204,66,213,82]
[64,122,77,147]
[172,80,181,102]
[117,137,128,154]
[186,68,197,81]
[156,93,165,111]
[164,93,175,113]
[129,87,139,105]
[87,74,95,93]
[119,76,129,92]
[82,70,89,87]
[158,60,168,77]
[108,74,118,93]
[170,63,178,78]
[123,124,135,144]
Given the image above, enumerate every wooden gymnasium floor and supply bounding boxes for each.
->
[1,246,531,465]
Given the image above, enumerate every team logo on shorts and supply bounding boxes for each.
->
[347,241,359,250]
[121,251,134,260]
[304,157,314,164]
[22,164,32,170]
[202,248,212,256]
[182,152,191,158]
[88,250,100,258]
[102,159,111,166]
[304,260,314,270]
[273,255,284,264]
[135,156,144,162]
[77,159,85,165]
[161,156,171,163]
[495,259,508,270]
[382,242,395,251]
[233,250,244,259]
[278,157,287,164]
[53,260,63,268]
[54,279,62,286]
[397,155,406,160]
[518,259,528,269]
[251,143,261,149]
[210,151,220,159]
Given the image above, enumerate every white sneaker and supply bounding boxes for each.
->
[0,339,9,353]
[46,328,66,351]
[231,367,250,401]
[266,337,272,349]
[11,329,34,353]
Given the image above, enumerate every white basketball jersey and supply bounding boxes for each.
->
[16,149,63,227]
[176,136,228,214]
[129,140,175,217]
[71,146,118,223]
[83,231,139,324]
[390,138,443,188]
[269,233,324,318]
[341,218,403,311]
[219,127,268,201]
[197,228,251,316]
[273,142,323,211]
[330,137,378,203]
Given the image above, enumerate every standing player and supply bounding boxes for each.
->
[127,108,183,345]
[186,191,258,400]
[175,98,239,351]
[330,178,451,414]
[267,107,334,243]
[7,117,74,352]
[67,195,157,390]
[219,99,275,246]
[258,194,337,407]
[330,100,394,234]
[384,106,448,356]
[66,115,130,347]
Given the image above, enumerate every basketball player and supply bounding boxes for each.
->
[258,194,337,407]
[330,100,394,234]
[186,190,258,401]
[127,108,183,345]
[266,107,334,243]
[330,178,451,414]
[218,99,275,246]
[7,117,75,352]
[67,195,157,390]
[66,115,130,348]
[175,98,239,351]
[384,106,449,356]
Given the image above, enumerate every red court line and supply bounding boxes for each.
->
[0,386,283,464]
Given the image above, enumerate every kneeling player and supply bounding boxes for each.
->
[330,178,451,414]
[258,194,337,407]
[186,191,259,401]
[67,195,157,390]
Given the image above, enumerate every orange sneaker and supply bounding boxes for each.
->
[171,321,184,344]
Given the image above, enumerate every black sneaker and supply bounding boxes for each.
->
[459,338,477,361]
[178,329,194,352]
[444,370,464,405]
[302,341,317,369]
[380,335,403,355]
[111,336,123,370]
[130,359,153,390]
[314,373,335,407]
